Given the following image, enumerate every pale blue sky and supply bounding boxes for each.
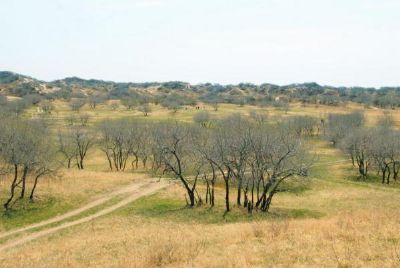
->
[1,0,399,87]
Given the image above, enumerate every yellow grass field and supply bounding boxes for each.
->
[1,102,400,267]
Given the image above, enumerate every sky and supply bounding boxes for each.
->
[1,0,400,87]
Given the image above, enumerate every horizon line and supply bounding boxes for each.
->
[2,70,399,90]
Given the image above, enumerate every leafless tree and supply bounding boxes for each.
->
[340,128,373,179]
[286,116,319,137]
[369,128,400,184]
[57,130,77,168]
[249,125,309,212]
[64,114,90,126]
[39,100,55,114]
[377,111,395,129]
[71,126,95,170]
[212,102,219,111]
[98,120,137,171]
[154,122,203,207]
[0,118,57,210]
[58,126,95,170]
[220,115,252,207]
[138,104,151,116]
[121,98,138,110]
[88,95,105,109]
[69,99,86,112]
[198,123,233,212]
[325,111,364,145]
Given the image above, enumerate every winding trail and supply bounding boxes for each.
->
[0,179,168,252]
[0,159,351,253]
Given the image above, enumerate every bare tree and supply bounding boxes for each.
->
[377,111,395,129]
[286,116,319,137]
[198,124,234,212]
[71,126,95,170]
[88,95,105,109]
[39,100,55,114]
[57,130,77,168]
[212,102,219,111]
[121,98,138,110]
[369,128,400,184]
[325,111,364,145]
[154,122,202,207]
[0,118,57,210]
[98,120,136,171]
[69,99,86,112]
[57,126,95,170]
[220,115,252,207]
[64,114,90,126]
[340,128,373,179]
[138,104,152,116]
[249,125,309,212]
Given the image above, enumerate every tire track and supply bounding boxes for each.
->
[0,180,168,252]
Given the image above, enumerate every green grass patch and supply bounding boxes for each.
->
[0,195,79,231]
[0,194,129,244]
[116,192,324,224]
[278,178,312,194]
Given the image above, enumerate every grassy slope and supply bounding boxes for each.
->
[1,101,400,266]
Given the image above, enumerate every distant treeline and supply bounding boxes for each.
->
[2,71,400,109]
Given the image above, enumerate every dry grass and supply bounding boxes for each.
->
[2,150,400,267]
[0,167,147,231]
[27,100,400,128]
[2,102,400,267]
[1,210,400,267]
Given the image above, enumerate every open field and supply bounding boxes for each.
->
[2,0,400,266]
[25,99,400,128]
[1,102,400,267]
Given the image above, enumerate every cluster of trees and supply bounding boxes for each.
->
[0,93,65,116]
[6,93,400,216]
[0,116,56,210]
[57,125,95,170]
[0,111,99,211]
[326,112,400,183]
[0,96,323,213]
[85,115,313,213]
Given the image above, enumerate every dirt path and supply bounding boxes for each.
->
[0,180,168,252]
[0,181,150,240]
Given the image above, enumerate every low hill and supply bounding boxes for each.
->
[1,71,400,109]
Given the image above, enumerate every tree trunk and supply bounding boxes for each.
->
[80,158,84,170]
[19,166,29,199]
[224,178,230,212]
[236,175,243,206]
[261,190,275,212]
[386,166,391,184]
[211,179,215,207]
[188,190,195,207]
[4,165,18,210]
[205,180,210,204]
[382,168,386,184]
[394,162,399,181]
[105,152,113,171]
[29,173,44,201]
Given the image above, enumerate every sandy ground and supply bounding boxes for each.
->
[0,179,168,252]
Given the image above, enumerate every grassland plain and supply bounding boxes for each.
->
[1,102,400,267]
